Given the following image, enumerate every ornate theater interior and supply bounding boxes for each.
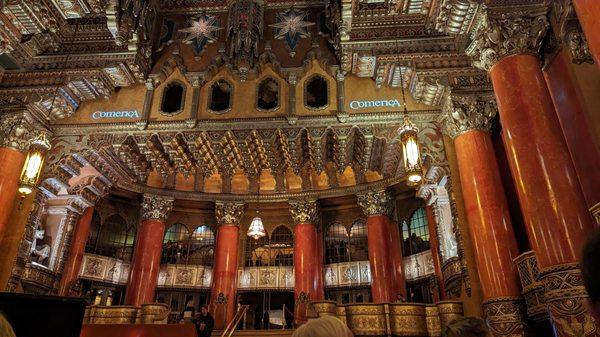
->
[0,0,599,336]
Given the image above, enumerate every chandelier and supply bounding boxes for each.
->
[18,132,51,195]
[398,68,423,185]
[247,183,266,240]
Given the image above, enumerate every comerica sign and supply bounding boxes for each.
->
[348,99,402,110]
[92,110,140,120]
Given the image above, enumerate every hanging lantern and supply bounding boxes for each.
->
[398,116,423,185]
[18,132,51,195]
[247,216,266,240]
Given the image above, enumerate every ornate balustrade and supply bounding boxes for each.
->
[310,300,463,337]
[79,254,130,285]
[84,303,169,324]
[237,266,294,290]
[403,250,435,281]
[324,261,371,288]
[157,264,212,289]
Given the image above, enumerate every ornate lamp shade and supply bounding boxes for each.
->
[18,132,51,195]
[247,216,266,240]
[398,116,423,185]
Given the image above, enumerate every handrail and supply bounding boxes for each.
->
[220,305,249,337]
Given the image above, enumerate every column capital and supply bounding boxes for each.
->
[140,194,174,222]
[215,201,245,226]
[440,93,497,139]
[288,199,319,224]
[0,112,36,152]
[357,189,392,217]
[467,8,550,71]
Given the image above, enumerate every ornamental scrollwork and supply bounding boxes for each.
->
[440,93,497,139]
[482,297,527,337]
[288,199,318,224]
[356,189,392,217]
[140,194,174,222]
[215,201,245,226]
[467,10,549,71]
[0,112,35,152]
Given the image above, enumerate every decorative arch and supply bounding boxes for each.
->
[85,214,135,262]
[160,80,186,115]
[324,222,349,264]
[349,218,368,261]
[401,208,431,257]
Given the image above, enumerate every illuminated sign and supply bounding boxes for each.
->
[92,110,140,120]
[348,99,402,110]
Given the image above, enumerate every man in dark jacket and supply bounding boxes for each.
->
[193,305,214,337]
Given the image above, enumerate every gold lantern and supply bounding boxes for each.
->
[398,68,423,185]
[398,116,423,185]
[18,132,51,195]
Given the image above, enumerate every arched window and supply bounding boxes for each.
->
[161,82,185,115]
[325,223,350,264]
[189,225,215,266]
[85,214,135,262]
[208,79,233,113]
[349,219,368,261]
[269,226,294,266]
[402,208,430,256]
[162,223,190,264]
[305,75,328,109]
[245,235,270,267]
[85,210,102,254]
[257,77,279,111]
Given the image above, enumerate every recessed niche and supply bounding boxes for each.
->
[305,75,328,109]
[257,77,280,111]
[161,81,185,115]
[209,79,233,113]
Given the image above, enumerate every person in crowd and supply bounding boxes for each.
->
[582,228,600,323]
[0,312,16,337]
[292,315,353,337]
[441,317,489,337]
[192,305,214,337]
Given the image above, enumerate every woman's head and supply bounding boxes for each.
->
[292,315,353,337]
[442,317,490,337]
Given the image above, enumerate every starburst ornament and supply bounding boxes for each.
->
[270,8,314,56]
[179,15,222,55]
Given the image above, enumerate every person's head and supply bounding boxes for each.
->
[582,228,600,323]
[292,315,353,337]
[442,317,489,337]
[200,305,209,316]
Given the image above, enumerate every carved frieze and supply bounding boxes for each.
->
[140,194,174,222]
[215,201,244,226]
[79,253,130,285]
[440,92,497,139]
[467,8,550,71]
[288,199,318,224]
[356,189,392,217]
[238,266,294,290]
[324,260,371,287]
[0,112,37,152]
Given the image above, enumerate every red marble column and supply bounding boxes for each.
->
[573,0,600,66]
[59,207,94,296]
[0,147,26,243]
[489,54,599,336]
[289,200,323,324]
[425,206,445,302]
[357,190,397,303]
[125,195,173,306]
[543,50,600,219]
[388,219,406,299]
[210,201,244,329]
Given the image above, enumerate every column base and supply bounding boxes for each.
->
[540,263,600,337]
[482,297,527,337]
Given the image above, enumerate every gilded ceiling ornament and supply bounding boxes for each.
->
[179,14,222,56]
[270,8,314,57]
[356,189,392,217]
[140,194,174,222]
[440,93,497,139]
[0,113,34,152]
[466,10,549,71]
[215,201,245,226]
[288,199,318,224]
